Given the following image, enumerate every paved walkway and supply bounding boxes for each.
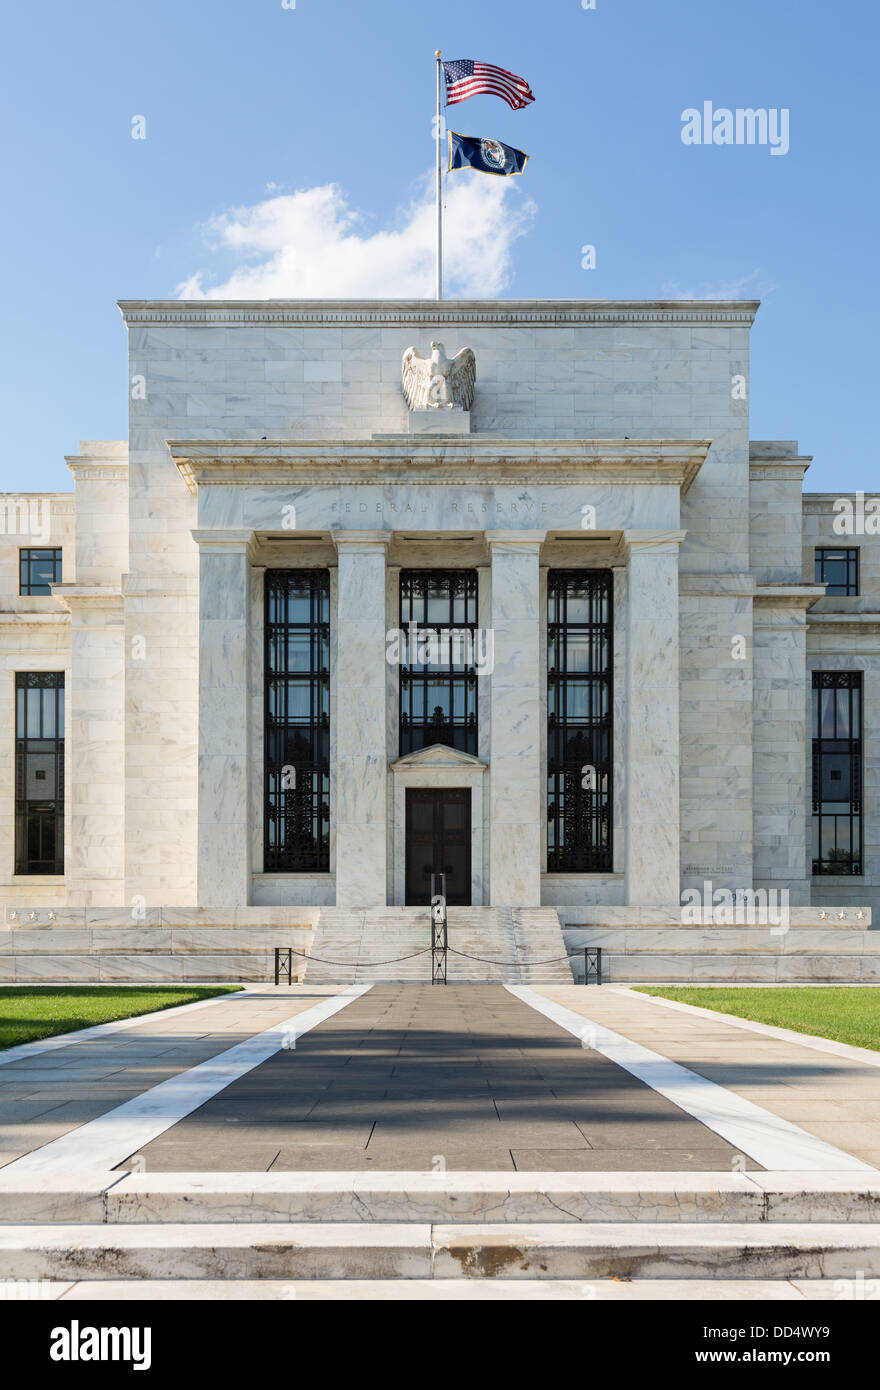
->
[0,988,347,1169]
[537,986,880,1168]
[133,985,753,1172]
[0,983,878,1176]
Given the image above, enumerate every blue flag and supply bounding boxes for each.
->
[448,130,529,177]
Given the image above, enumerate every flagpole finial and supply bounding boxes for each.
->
[435,49,442,58]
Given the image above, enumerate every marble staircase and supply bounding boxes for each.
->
[301,907,573,984]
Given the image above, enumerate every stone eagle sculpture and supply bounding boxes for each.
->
[401,341,476,411]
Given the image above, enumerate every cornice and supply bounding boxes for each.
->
[754,584,827,608]
[803,495,873,512]
[51,584,125,610]
[808,611,880,628]
[119,298,759,327]
[191,528,258,561]
[168,438,710,496]
[65,463,129,482]
[750,460,812,481]
[623,529,688,553]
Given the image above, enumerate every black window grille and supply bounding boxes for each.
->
[399,570,478,756]
[812,671,862,875]
[264,570,330,871]
[547,570,613,872]
[19,548,62,595]
[15,672,64,875]
[815,548,859,596]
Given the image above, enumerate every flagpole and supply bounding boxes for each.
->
[435,49,443,300]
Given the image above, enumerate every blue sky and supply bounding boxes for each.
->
[1,0,876,493]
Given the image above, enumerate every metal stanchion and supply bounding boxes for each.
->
[583,946,602,986]
[430,872,448,985]
[274,946,293,986]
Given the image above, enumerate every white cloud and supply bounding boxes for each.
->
[659,269,774,300]
[175,174,536,299]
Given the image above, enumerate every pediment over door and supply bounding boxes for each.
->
[390,744,487,773]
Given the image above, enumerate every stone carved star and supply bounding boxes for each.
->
[819,911,828,920]
[838,911,846,920]
[857,910,866,920]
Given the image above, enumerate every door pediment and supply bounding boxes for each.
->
[391,744,487,772]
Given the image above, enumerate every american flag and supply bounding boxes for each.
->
[442,59,535,112]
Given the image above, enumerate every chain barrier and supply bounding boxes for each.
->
[447,945,575,966]
[274,941,601,983]
[285,945,434,967]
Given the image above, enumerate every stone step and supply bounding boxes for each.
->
[3,1221,880,1281]
[7,1172,876,1226]
[560,924,880,982]
[34,1278,853,1301]
[303,906,572,985]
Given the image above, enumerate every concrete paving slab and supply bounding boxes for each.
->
[134,986,764,1174]
[510,1149,763,1172]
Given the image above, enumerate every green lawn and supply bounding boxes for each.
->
[0,985,241,1051]
[633,986,880,1051]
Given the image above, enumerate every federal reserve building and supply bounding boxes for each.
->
[1,298,877,983]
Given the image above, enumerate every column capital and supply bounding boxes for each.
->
[485,530,547,551]
[623,529,687,555]
[191,528,256,558]
[331,529,392,552]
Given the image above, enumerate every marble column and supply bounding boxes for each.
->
[752,592,816,904]
[193,529,254,908]
[623,530,686,906]
[487,532,545,907]
[58,591,126,907]
[334,532,390,908]
[57,450,129,907]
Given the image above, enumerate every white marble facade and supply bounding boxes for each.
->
[0,301,877,920]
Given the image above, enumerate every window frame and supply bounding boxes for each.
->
[263,569,331,873]
[19,548,62,596]
[815,547,859,597]
[398,569,479,757]
[811,670,863,876]
[546,569,614,874]
[14,672,65,875]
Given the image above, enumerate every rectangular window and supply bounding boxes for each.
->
[547,570,613,872]
[264,570,330,872]
[815,547,859,596]
[15,672,64,875]
[19,548,62,595]
[812,671,862,875]
[399,570,478,756]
